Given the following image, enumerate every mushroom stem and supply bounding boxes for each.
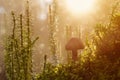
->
[72,50,78,61]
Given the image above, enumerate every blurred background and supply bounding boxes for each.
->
[0,0,119,74]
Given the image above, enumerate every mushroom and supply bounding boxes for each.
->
[65,37,84,61]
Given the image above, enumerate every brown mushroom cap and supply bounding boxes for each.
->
[65,37,84,50]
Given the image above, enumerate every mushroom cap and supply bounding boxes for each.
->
[65,37,84,50]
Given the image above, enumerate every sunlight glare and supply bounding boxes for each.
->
[38,12,47,21]
[65,0,95,14]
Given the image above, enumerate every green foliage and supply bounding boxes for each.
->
[36,4,120,80]
[4,1,38,80]
[35,63,83,80]
[3,1,120,80]
[48,0,58,64]
[94,13,120,62]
